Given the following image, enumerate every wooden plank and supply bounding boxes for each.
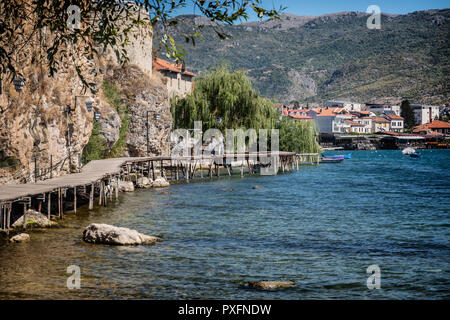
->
[73,186,77,214]
[89,183,94,210]
[48,192,51,219]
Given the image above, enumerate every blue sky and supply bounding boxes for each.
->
[175,0,449,21]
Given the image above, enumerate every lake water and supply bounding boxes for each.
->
[0,150,449,299]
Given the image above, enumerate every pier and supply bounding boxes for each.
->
[0,152,319,231]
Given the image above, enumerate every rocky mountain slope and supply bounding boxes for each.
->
[0,28,172,184]
[168,9,449,105]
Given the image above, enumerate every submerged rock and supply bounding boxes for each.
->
[10,233,30,243]
[12,209,57,229]
[118,180,135,192]
[248,281,296,290]
[152,177,170,188]
[136,177,153,188]
[82,223,162,245]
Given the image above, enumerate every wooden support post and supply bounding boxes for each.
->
[89,183,94,210]
[115,176,119,200]
[2,204,5,230]
[61,188,64,219]
[1,203,3,230]
[103,182,107,207]
[147,161,151,178]
[99,181,103,206]
[152,161,155,181]
[58,188,61,219]
[6,202,12,232]
[200,162,203,179]
[48,192,51,219]
[73,186,77,214]
[109,177,113,201]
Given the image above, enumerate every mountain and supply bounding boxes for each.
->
[164,10,450,105]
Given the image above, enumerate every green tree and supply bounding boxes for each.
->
[0,1,282,90]
[102,80,129,158]
[82,120,106,164]
[400,100,416,130]
[171,65,321,153]
[171,64,278,133]
[278,118,321,154]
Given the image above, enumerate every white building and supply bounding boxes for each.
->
[382,114,404,132]
[353,117,373,134]
[153,58,195,98]
[324,101,362,112]
[308,107,352,134]
[365,104,400,116]
[410,104,440,125]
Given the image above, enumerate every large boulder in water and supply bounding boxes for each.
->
[10,233,30,243]
[82,223,162,245]
[12,209,57,229]
[118,180,135,192]
[136,177,153,188]
[248,281,296,290]
[152,177,170,188]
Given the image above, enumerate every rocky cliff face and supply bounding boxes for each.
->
[0,28,171,184]
[0,63,98,184]
[105,64,172,157]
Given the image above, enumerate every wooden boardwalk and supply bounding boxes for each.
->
[0,152,316,231]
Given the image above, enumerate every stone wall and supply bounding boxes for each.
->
[105,64,172,157]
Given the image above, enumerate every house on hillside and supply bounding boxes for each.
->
[410,104,440,125]
[371,117,391,133]
[365,104,400,116]
[346,120,366,134]
[353,117,373,134]
[324,101,363,112]
[308,107,352,134]
[382,114,404,132]
[413,120,450,135]
[153,57,195,97]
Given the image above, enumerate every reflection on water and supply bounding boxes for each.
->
[0,150,449,299]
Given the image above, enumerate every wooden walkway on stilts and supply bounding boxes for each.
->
[0,152,318,231]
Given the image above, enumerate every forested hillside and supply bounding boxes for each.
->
[164,9,449,105]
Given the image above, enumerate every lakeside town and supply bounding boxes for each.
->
[0,1,449,304]
[153,54,450,152]
[274,101,450,150]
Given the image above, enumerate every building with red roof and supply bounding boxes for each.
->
[153,57,195,97]
[382,114,404,132]
[413,120,450,135]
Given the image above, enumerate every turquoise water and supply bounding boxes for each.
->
[0,150,449,299]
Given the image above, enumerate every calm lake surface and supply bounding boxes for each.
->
[0,150,449,299]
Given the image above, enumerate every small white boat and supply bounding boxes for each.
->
[402,147,416,155]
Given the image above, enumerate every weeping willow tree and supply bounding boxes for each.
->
[171,65,278,132]
[171,64,321,153]
[278,118,322,154]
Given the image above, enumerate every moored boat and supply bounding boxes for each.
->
[402,147,416,155]
[320,157,344,163]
